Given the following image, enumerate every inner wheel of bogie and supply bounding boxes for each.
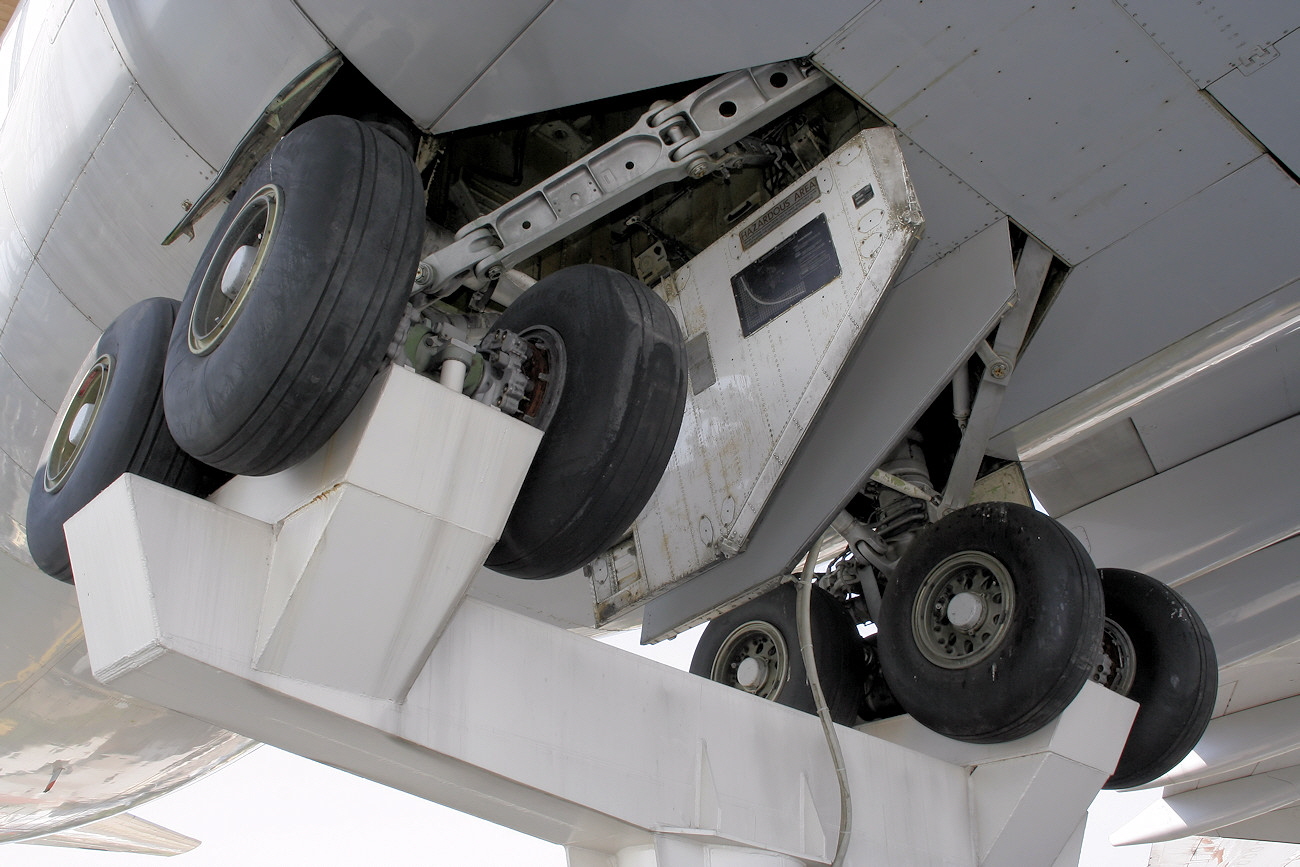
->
[712,620,790,698]
[912,550,1015,669]
[1093,616,1137,695]
[517,326,565,427]
[44,355,111,494]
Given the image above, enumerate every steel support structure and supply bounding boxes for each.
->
[66,364,1136,866]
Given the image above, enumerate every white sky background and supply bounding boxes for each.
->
[11,625,1157,866]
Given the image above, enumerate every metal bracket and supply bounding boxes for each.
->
[939,237,1054,513]
[417,61,829,295]
[163,52,344,245]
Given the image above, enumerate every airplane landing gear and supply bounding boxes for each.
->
[690,582,866,726]
[877,502,1104,743]
[163,115,424,476]
[1095,568,1217,789]
[483,264,687,580]
[27,298,229,581]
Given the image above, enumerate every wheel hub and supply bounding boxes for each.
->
[912,550,1016,669]
[1092,616,1137,695]
[946,591,986,631]
[735,656,765,690]
[220,245,258,300]
[189,185,281,356]
[44,355,112,494]
[711,620,789,698]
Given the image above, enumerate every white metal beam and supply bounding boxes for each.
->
[65,367,1138,866]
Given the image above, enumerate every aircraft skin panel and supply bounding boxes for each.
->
[1211,805,1300,848]
[295,0,553,131]
[0,262,100,412]
[0,447,33,564]
[0,554,255,845]
[997,154,1300,431]
[892,133,1005,284]
[428,0,875,134]
[1218,647,1300,720]
[0,0,132,254]
[0,180,30,316]
[1206,28,1300,179]
[1114,0,1297,88]
[1059,413,1300,588]
[32,87,218,330]
[0,356,51,479]
[298,0,877,134]
[1127,303,1300,474]
[1179,536,1300,670]
[814,0,1261,265]
[92,0,330,168]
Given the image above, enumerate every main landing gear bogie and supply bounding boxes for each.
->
[692,499,1216,784]
[30,114,690,589]
[878,501,1105,743]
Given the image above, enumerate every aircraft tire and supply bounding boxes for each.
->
[877,502,1104,743]
[164,115,423,476]
[27,298,229,582]
[1096,568,1217,789]
[690,583,866,726]
[484,264,687,580]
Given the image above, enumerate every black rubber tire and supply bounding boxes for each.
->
[484,265,687,580]
[690,583,866,726]
[164,115,424,476]
[877,502,1104,743]
[27,298,230,582]
[1097,568,1217,789]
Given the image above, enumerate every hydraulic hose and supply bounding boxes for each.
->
[796,536,853,867]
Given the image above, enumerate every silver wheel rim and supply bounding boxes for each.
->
[189,185,282,356]
[1093,616,1137,695]
[912,550,1016,669]
[710,620,789,698]
[44,355,112,493]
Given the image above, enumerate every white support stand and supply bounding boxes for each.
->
[66,366,1136,867]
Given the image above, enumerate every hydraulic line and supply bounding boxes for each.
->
[797,534,852,867]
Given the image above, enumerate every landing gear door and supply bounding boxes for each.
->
[594,128,922,622]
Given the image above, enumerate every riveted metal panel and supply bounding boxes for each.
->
[95,0,329,169]
[998,155,1300,431]
[609,129,921,624]
[1208,29,1300,178]
[430,0,872,132]
[815,0,1260,263]
[1115,0,1297,87]
[643,220,1016,641]
[0,264,99,408]
[35,88,217,330]
[0,0,131,252]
